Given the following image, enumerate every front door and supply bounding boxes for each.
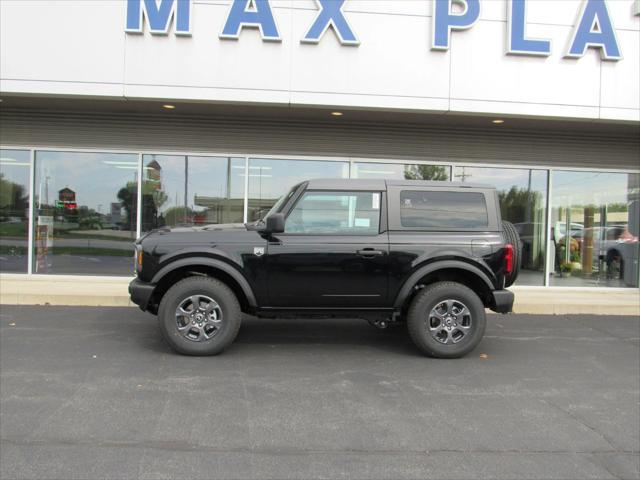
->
[265,190,389,308]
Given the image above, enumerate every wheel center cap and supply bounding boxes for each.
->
[195,313,204,322]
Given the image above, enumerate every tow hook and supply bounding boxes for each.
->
[369,319,389,329]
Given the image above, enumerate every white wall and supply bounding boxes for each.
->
[1,0,638,122]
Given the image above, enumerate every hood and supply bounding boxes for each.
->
[137,222,252,245]
[168,223,247,233]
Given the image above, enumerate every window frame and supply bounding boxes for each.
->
[387,186,499,232]
[0,148,32,274]
[280,189,385,236]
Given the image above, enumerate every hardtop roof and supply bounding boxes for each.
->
[304,178,494,190]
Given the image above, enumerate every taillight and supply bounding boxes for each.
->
[504,244,514,274]
[135,247,143,271]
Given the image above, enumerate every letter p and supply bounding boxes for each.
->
[432,0,480,50]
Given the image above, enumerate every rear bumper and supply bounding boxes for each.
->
[128,278,155,311]
[490,289,514,314]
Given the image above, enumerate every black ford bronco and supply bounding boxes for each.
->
[129,179,518,358]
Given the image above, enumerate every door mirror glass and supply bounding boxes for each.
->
[264,213,285,233]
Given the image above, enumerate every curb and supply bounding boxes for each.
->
[1,274,639,316]
[0,274,134,308]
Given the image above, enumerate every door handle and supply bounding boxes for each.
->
[357,249,385,257]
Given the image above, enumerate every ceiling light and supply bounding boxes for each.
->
[331,111,343,116]
[232,166,273,170]
[358,170,396,175]
[103,161,138,166]
[492,119,505,124]
[163,104,175,109]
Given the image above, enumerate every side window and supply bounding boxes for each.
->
[400,190,488,229]
[285,191,381,235]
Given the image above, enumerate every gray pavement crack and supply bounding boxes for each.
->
[540,398,621,453]
[2,436,639,456]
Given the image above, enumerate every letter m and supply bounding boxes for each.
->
[126,0,192,35]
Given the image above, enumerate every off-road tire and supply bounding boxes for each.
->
[407,281,486,358]
[501,220,521,288]
[158,276,241,356]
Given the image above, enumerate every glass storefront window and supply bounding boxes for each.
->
[247,158,349,221]
[141,155,245,232]
[550,171,639,288]
[352,162,450,181]
[453,166,548,286]
[0,149,30,273]
[5,145,639,288]
[33,151,138,276]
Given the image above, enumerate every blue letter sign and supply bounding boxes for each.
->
[302,0,359,45]
[219,0,281,41]
[431,0,480,50]
[566,0,621,60]
[507,0,551,56]
[126,0,191,35]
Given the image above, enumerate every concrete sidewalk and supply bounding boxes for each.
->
[1,274,639,315]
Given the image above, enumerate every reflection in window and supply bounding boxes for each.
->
[0,150,30,273]
[353,162,450,181]
[400,191,488,229]
[33,151,138,275]
[453,166,548,286]
[248,158,349,221]
[141,155,245,232]
[285,191,381,235]
[550,171,639,288]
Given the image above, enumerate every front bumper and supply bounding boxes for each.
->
[489,289,514,314]
[128,278,155,311]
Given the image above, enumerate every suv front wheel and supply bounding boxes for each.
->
[407,281,486,358]
[158,277,242,356]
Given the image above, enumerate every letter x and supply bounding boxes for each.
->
[302,0,359,46]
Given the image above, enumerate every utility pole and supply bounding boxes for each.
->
[454,167,471,182]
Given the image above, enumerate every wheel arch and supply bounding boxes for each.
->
[393,260,495,310]
[148,258,257,314]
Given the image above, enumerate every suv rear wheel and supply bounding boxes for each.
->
[158,277,242,356]
[407,281,486,358]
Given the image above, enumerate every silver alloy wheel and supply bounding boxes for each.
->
[427,299,472,345]
[175,295,223,342]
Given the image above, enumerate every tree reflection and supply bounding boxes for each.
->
[404,165,449,181]
[498,186,542,223]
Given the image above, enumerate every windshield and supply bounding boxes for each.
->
[261,185,298,220]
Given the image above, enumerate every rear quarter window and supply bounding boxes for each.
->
[400,190,488,229]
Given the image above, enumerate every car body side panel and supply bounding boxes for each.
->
[264,233,390,308]
[138,227,269,304]
[388,231,505,302]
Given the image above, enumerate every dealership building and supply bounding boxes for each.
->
[1,0,639,300]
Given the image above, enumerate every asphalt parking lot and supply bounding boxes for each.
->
[0,306,638,480]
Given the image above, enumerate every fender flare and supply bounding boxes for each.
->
[151,257,257,307]
[393,260,495,308]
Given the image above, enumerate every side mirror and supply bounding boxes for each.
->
[264,213,285,234]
